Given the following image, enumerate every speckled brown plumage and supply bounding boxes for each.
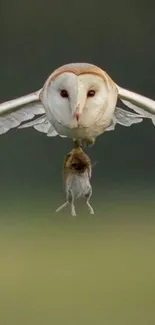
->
[63,144,91,185]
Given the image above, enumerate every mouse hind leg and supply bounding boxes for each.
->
[67,190,76,216]
[85,187,94,215]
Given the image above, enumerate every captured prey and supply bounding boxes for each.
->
[56,143,94,216]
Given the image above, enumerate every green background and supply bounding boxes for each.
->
[0,0,155,324]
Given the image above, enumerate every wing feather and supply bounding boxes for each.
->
[117,85,155,126]
[105,107,143,132]
[19,114,67,138]
[0,90,46,134]
[117,86,155,114]
[0,89,67,137]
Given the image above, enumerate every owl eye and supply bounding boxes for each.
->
[60,89,69,98]
[87,90,96,97]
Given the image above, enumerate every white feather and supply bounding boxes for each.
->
[0,90,46,135]
[105,107,143,132]
[117,86,155,114]
[120,99,155,126]
[19,114,67,137]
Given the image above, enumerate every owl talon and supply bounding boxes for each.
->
[81,138,95,148]
[73,139,82,148]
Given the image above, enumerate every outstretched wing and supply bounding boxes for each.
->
[0,90,46,135]
[19,114,66,137]
[0,90,67,137]
[105,107,143,132]
[106,85,155,132]
[117,86,155,124]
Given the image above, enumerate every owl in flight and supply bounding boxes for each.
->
[0,62,155,146]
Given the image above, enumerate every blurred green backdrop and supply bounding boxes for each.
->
[0,0,155,324]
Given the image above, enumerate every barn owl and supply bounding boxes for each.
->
[0,62,155,146]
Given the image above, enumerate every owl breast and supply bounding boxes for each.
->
[50,108,115,140]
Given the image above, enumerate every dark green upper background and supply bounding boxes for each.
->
[0,0,155,195]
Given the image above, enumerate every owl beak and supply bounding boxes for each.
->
[73,112,80,121]
[72,101,85,122]
[71,81,86,123]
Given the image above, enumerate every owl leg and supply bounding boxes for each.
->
[67,190,76,216]
[85,188,94,215]
[73,138,95,148]
[73,139,82,147]
[81,137,95,148]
